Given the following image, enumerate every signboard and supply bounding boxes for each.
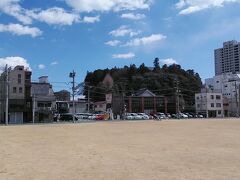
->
[106,94,112,104]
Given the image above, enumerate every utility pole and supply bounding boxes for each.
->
[235,82,239,117]
[88,85,90,113]
[175,79,180,118]
[32,94,35,124]
[69,70,76,122]
[5,65,9,125]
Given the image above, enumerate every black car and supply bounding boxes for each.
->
[59,114,78,121]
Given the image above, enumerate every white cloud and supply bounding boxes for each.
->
[125,34,167,46]
[0,23,42,37]
[110,26,141,37]
[0,0,32,24]
[121,13,146,20]
[64,0,151,12]
[112,52,136,59]
[27,7,80,26]
[176,0,240,15]
[50,61,58,66]
[82,15,100,23]
[176,0,186,9]
[38,64,46,70]
[0,56,31,73]
[105,40,121,46]
[0,2,81,26]
[160,58,178,65]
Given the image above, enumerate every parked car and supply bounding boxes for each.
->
[165,113,172,119]
[188,112,197,118]
[197,114,204,118]
[138,113,150,120]
[95,114,105,120]
[171,114,178,119]
[125,113,134,120]
[179,113,188,118]
[88,114,97,120]
[59,113,78,121]
[156,113,166,120]
[184,113,193,118]
[130,113,143,120]
[76,113,92,119]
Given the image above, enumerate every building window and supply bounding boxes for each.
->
[211,95,214,99]
[18,74,21,84]
[26,102,31,108]
[19,87,23,93]
[216,103,221,107]
[38,103,44,108]
[211,103,214,107]
[46,103,52,107]
[216,95,221,100]
[197,104,200,108]
[13,87,17,93]
[218,110,222,115]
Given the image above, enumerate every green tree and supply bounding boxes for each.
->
[153,57,160,72]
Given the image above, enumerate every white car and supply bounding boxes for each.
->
[88,114,97,120]
[157,113,166,119]
[138,113,150,120]
[179,113,188,118]
[125,113,134,120]
[130,113,142,120]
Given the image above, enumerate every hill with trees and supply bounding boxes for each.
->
[84,58,202,111]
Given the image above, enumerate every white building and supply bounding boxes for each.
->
[69,99,88,114]
[205,73,240,116]
[215,40,240,75]
[195,91,224,118]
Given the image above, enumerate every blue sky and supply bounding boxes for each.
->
[1,0,240,91]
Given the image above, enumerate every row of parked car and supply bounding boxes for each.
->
[55,113,109,122]
[55,112,205,122]
[125,112,205,120]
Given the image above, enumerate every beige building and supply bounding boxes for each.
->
[0,66,32,124]
[195,91,224,118]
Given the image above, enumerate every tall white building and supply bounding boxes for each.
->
[215,40,240,75]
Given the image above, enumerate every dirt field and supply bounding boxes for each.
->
[1,119,240,180]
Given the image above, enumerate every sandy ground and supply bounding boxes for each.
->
[1,119,240,180]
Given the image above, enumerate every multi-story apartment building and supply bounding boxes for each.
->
[195,90,224,118]
[205,73,240,116]
[31,76,56,122]
[0,66,32,124]
[215,40,240,75]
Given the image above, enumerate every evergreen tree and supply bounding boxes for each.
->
[153,57,160,72]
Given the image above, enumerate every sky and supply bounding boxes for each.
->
[1,0,240,91]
